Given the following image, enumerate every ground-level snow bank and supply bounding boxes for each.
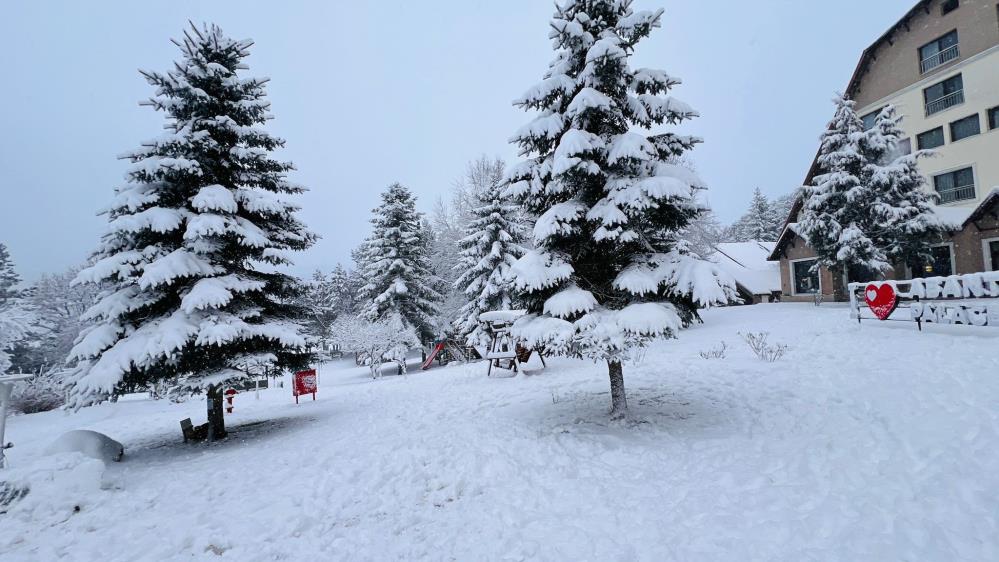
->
[1,304,997,561]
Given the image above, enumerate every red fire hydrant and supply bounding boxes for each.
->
[224,388,237,414]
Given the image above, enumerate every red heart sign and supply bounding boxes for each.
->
[864,283,898,321]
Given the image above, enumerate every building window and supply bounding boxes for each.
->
[919,30,960,73]
[949,114,981,141]
[791,259,820,295]
[894,137,913,158]
[924,74,964,115]
[860,108,882,131]
[989,106,999,130]
[984,238,999,271]
[933,167,976,203]
[917,127,945,150]
[909,245,955,277]
[942,0,959,15]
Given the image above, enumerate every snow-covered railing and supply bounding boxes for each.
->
[849,271,999,330]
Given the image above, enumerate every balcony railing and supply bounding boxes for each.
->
[936,184,976,204]
[925,89,964,116]
[920,44,960,74]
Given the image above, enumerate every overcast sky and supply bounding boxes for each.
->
[0,0,916,281]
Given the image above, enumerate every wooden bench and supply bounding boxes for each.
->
[180,418,209,443]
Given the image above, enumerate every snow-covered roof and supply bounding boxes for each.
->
[709,241,781,295]
[478,310,527,323]
[932,205,976,230]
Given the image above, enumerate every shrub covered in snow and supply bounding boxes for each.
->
[10,371,65,414]
[740,332,788,363]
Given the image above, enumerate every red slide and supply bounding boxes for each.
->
[421,342,446,370]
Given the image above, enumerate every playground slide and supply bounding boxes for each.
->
[421,343,445,370]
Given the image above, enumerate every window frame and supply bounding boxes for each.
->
[923,73,964,115]
[917,126,946,150]
[983,237,999,271]
[860,108,883,131]
[932,165,977,205]
[949,113,981,142]
[941,0,959,15]
[789,257,821,296]
[908,243,957,278]
[988,106,999,131]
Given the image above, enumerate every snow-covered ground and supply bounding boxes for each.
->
[2,304,997,561]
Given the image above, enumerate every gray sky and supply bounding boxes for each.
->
[0,0,916,281]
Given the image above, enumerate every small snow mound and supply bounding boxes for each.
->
[2,452,107,524]
[45,429,124,463]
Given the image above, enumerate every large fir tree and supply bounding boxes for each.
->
[452,177,528,346]
[67,24,315,439]
[799,95,889,281]
[359,183,442,342]
[505,1,734,419]
[800,97,943,285]
[861,105,945,266]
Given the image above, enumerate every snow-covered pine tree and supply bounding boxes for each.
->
[799,95,889,283]
[725,188,783,242]
[359,183,442,342]
[860,105,945,266]
[0,243,22,305]
[300,269,338,357]
[452,175,528,346]
[505,1,735,419]
[429,156,509,337]
[0,245,33,377]
[328,263,363,317]
[67,24,315,439]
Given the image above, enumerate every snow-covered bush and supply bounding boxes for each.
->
[9,371,65,414]
[740,332,788,362]
[698,341,726,360]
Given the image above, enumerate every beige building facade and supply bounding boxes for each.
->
[770,0,999,302]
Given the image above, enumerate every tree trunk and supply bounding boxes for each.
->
[607,360,627,420]
[206,385,227,441]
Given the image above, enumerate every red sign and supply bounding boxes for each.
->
[864,283,898,321]
[293,369,317,403]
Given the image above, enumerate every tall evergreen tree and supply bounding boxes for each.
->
[453,177,528,346]
[725,187,783,242]
[300,269,338,355]
[799,95,889,281]
[0,243,22,305]
[861,105,945,266]
[505,1,734,419]
[359,183,442,342]
[801,97,944,285]
[0,246,33,378]
[67,24,315,439]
